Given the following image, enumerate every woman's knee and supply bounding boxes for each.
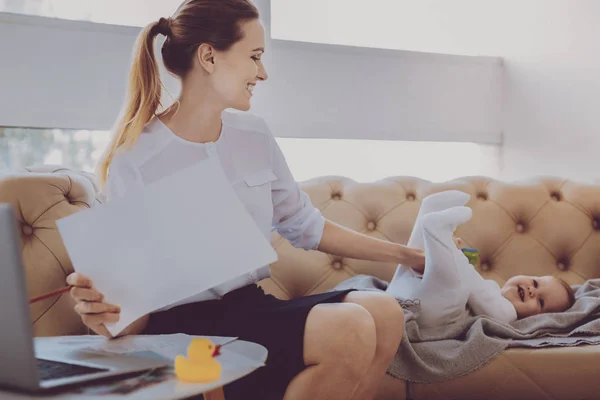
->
[344,292,405,352]
[345,292,404,329]
[304,303,377,369]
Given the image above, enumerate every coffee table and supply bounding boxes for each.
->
[0,336,268,400]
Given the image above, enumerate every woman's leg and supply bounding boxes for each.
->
[343,291,405,400]
[283,303,377,400]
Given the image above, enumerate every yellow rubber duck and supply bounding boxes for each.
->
[175,338,222,383]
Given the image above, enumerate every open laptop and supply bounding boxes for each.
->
[0,203,169,393]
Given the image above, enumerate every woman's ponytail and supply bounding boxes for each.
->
[97,19,167,186]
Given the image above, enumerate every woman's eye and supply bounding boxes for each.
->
[539,299,545,308]
[251,56,261,61]
[533,279,538,288]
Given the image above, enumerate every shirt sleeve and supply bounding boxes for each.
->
[104,154,142,201]
[267,128,326,251]
[466,266,518,323]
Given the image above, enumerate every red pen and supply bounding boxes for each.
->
[29,286,73,304]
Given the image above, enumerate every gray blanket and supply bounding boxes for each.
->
[333,275,600,383]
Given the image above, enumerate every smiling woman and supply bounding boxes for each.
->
[61,2,420,400]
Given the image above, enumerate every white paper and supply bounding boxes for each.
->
[78,334,238,361]
[57,157,278,336]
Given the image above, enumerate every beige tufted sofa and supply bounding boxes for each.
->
[2,167,600,400]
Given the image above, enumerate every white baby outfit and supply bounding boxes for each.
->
[386,191,517,327]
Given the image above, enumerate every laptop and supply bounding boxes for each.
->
[0,203,169,392]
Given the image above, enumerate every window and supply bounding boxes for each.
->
[0,0,181,27]
[0,127,110,174]
[276,138,500,183]
[1,129,499,183]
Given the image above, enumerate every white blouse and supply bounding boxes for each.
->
[106,110,326,310]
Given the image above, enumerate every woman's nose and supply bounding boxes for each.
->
[527,286,535,298]
[257,64,268,81]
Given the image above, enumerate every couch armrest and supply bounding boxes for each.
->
[0,166,101,336]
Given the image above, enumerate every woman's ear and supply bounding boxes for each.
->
[197,43,216,73]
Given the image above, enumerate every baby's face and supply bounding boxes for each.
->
[501,275,570,319]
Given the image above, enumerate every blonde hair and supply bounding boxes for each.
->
[96,20,165,186]
[96,0,260,186]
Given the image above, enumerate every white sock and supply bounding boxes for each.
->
[407,190,471,249]
[420,206,473,288]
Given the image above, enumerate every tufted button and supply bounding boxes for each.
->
[406,193,416,201]
[550,192,562,201]
[592,218,600,230]
[480,262,490,271]
[557,262,567,271]
[515,223,525,233]
[476,193,488,201]
[22,224,34,236]
[332,261,343,270]
[367,221,376,231]
[332,193,342,200]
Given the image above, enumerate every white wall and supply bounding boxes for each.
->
[273,0,600,181]
[0,9,503,145]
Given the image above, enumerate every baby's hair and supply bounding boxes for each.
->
[555,277,576,310]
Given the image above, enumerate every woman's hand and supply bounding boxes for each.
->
[66,273,120,338]
[400,247,425,272]
[408,237,464,274]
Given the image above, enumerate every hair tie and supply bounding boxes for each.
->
[156,17,172,36]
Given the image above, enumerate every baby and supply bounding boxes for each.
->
[386,190,576,327]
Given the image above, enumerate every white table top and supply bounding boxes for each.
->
[0,335,268,400]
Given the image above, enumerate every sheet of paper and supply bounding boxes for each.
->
[57,157,278,336]
[78,334,238,361]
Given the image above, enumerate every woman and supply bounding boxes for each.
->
[67,1,424,399]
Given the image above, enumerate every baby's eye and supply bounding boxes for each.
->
[539,298,545,309]
[533,279,538,288]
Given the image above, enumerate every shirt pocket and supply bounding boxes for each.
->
[243,169,277,187]
[235,169,277,230]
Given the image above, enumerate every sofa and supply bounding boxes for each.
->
[2,166,600,400]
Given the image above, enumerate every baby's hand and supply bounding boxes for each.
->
[453,236,464,249]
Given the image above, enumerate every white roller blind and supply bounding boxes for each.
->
[0,0,503,144]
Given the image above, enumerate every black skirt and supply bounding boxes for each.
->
[143,284,355,400]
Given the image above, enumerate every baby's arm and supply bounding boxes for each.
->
[465,266,517,323]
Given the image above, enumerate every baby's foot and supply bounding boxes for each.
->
[422,206,473,249]
[419,191,471,216]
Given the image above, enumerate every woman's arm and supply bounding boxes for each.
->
[317,220,425,268]
[265,123,424,268]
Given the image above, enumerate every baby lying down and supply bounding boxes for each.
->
[386,190,575,327]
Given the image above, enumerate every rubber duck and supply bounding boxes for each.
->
[175,338,222,383]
